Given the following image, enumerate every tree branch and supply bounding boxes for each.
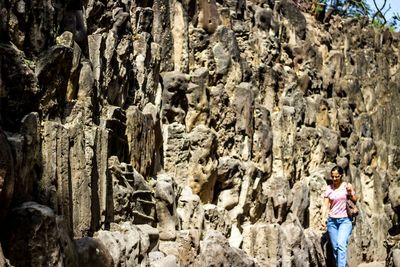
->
[372,0,387,25]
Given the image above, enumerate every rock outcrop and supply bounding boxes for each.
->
[0,0,400,266]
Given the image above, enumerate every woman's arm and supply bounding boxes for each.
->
[346,183,357,202]
[321,197,330,228]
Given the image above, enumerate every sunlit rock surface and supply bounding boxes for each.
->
[1,0,400,266]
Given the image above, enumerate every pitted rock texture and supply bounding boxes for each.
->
[0,0,400,266]
[4,202,77,267]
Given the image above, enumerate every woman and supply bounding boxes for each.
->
[322,165,357,267]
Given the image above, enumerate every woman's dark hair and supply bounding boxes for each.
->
[331,165,344,175]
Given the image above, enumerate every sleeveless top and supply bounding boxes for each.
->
[324,183,348,218]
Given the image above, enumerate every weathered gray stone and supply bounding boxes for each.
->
[187,125,218,203]
[0,130,15,222]
[171,1,189,72]
[306,169,328,230]
[290,179,310,226]
[276,0,306,39]
[159,230,199,266]
[218,187,239,211]
[161,72,189,124]
[177,187,204,232]
[77,59,94,99]
[0,243,9,267]
[303,229,327,267]
[305,95,328,127]
[0,3,9,43]
[94,222,158,267]
[189,27,209,53]
[126,106,156,177]
[203,204,232,236]
[280,215,309,266]
[209,84,237,156]
[5,202,66,267]
[194,230,256,267]
[198,0,220,34]
[65,40,82,102]
[57,216,79,267]
[154,173,178,241]
[0,44,39,130]
[262,174,292,224]
[254,7,275,32]
[108,156,156,226]
[242,223,282,267]
[163,122,189,185]
[393,249,400,267]
[69,122,98,236]
[252,105,273,173]
[8,0,56,54]
[103,34,133,107]
[153,0,174,71]
[75,237,113,267]
[40,121,73,230]
[56,31,74,49]
[36,45,74,118]
[134,7,153,34]
[2,1,400,266]
[0,244,4,267]
[185,68,209,131]
[212,42,231,75]
[133,32,161,109]
[87,33,103,83]
[100,105,128,161]
[150,254,179,267]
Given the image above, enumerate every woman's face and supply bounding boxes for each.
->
[331,170,342,185]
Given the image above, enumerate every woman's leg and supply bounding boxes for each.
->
[336,217,352,267]
[327,218,339,262]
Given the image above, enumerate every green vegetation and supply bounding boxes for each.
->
[298,0,400,31]
[326,0,369,17]
[369,0,400,31]
[24,58,35,70]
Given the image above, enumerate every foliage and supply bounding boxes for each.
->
[325,0,370,17]
[369,0,400,31]
[391,13,400,30]
[315,0,327,15]
[24,59,35,70]
[298,0,400,31]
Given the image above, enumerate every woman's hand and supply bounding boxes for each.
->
[321,197,330,230]
[346,183,357,202]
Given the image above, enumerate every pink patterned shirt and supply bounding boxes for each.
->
[324,183,348,218]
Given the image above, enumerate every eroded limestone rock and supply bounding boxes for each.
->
[5,202,74,267]
[177,187,204,233]
[0,129,15,222]
[1,0,400,266]
[126,106,156,177]
[194,230,256,267]
[108,156,156,226]
[75,237,113,267]
[36,45,74,118]
[154,173,178,241]
[0,43,39,130]
[159,230,199,266]
[161,71,189,124]
[94,222,159,267]
[187,125,218,203]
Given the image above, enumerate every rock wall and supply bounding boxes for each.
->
[0,0,400,266]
